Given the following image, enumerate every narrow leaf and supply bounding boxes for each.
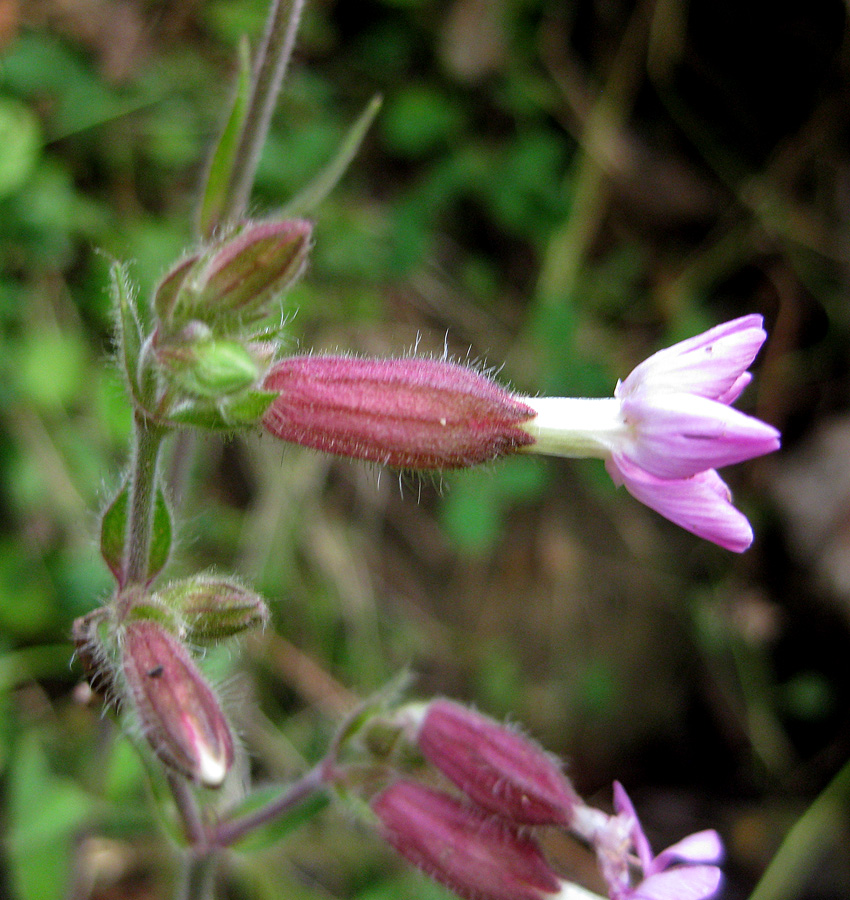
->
[99,481,172,585]
[148,485,173,584]
[199,37,252,238]
[110,261,143,405]
[281,94,383,217]
[100,482,129,584]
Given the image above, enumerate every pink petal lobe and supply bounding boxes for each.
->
[620,393,781,480]
[654,831,724,870]
[606,458,754,552]
[619,315,766,402]
[632,866,722,900]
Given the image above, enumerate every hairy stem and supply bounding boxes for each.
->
[122,411,166,587]
[221,0,307,223]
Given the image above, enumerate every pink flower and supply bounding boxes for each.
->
[609,315,779,480]
[523,315,780,550]
[260,317,779,550]
[592,783,723,900]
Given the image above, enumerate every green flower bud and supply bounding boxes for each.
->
[156,326,261,400]
[155,576,269,644]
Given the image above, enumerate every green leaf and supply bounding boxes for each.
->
[109,260,144,405]
[221,389,278,424]
[0,98,41,197]
[167,404,236,431]
[100,481,173,584]
[149,484,173,583]
[100,484,128,583]
[198,37,252,238]
[281,94,383,217]
[8,734,94,900]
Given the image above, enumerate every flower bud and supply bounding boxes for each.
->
[156,328,261,399]
[121,619,234,787]
[262,355,536,469]
[153,252,203,323]
[372,780,561,900]
[411,699,579,827]
[155,576,269,644]
[160,219,312,330]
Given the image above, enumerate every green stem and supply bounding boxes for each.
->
[123,411,166,587]
[176,849,219,900]
[748,757,850,900]
[221,0,306,224]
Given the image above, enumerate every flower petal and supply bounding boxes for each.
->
[618,315,766,402]
[653,831,724,871]
[620,392,781,480]
[632,866,722,900]
[606,458,755,552]
[612,782,653,872]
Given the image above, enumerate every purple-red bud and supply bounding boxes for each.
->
[372,780,561,900]
[155,219,312,329]
[414,699,579,826]
[121,620,234,787]
[262,355,536,469]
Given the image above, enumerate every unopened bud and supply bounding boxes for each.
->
[155,576,270,644]
[412,699,579,827]
[153,252,203,323]
[121,620,234,787]
[161,219,312,329]
[156,323,260,400]
[372,780,561,900]
[262,355,536,469]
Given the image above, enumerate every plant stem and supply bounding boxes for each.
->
[748,756,850,900]
[222,0,306,224]
[123,411,166,587]
[168,771,209,848]
[176,849,219,900]
[213,762,327,847]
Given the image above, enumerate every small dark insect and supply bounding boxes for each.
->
[147,665,164,678]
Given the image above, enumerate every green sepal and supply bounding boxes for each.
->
[167,389,277,431]
[123,600,180,633]
[153,252,202,325]
[198,37,252,239]
[281,94,383,217]
[100,481,173,585]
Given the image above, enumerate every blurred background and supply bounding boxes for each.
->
[1,0,850,897]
